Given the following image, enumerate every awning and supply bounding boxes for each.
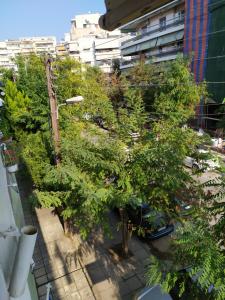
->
[156,30,184,46]
[99,0,173,31]
[122,30,184,56]
[122,38,158,56]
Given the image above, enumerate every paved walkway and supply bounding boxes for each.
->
[19,177,152,300]
[21,205,151,300]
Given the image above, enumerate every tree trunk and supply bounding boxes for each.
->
[56,206,72,236]
[63,218,70,236]
[119,207,129,257]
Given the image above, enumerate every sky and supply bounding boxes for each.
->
[0,0,105,41]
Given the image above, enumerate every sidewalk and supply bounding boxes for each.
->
[19,178,151,300]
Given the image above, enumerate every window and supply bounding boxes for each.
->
[176,10,185,22]
[159,17,166,30]
[142,25,148,34]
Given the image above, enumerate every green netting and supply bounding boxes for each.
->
[206,0,225,103]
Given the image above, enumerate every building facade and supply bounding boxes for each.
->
[119,0,225,129]
[120,0,185,70]
[63,13,126,73]
[0,37,56,70]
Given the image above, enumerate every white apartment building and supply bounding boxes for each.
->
[120,0,185,70]
[0,37,56,70]
[63,13,126,73]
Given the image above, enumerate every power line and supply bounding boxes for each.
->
[145,111,225,116]
[144,103,225,107]
[125,81,225,88]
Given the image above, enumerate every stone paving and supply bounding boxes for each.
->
[19,177,152,300]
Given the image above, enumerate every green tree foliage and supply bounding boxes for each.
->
[20,131,51,187]
[15,54,49,131]
[147,218,225,300]
[0,80,31,137]
[2,55,224,296]
[35,121,127,237]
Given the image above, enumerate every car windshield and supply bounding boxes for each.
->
[142,207,166,229]
[141,204,152,216]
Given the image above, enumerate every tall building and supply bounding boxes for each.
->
[119,0,185,70]
[62,13,126,73]
[0,37,56,70]
[105,0,225,129]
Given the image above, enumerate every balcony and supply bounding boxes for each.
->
[121,17,184,48]
[120,46,183,69]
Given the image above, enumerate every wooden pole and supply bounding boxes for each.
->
[45,56,61,165]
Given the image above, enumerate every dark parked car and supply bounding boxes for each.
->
[173,197,193,217]
[127,203,174,240]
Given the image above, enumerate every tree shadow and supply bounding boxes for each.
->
[17,164,148,299]
[71,211,148,299]
[17,167,83,300]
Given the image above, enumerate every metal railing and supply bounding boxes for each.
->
[120,46,183,67]
[121,17,184,47]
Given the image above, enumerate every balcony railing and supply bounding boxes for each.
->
[120,46,183,67]
[121,17,184,47]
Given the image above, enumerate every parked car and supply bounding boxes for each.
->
[126,203,174,240]
[173,197,193,217]
[135,285,173,300]
[184,149,220,171]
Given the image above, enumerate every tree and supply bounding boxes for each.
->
[2,55,222,279]
[15,54,50,131]
[147,212,225,300]
[0,80,31,138]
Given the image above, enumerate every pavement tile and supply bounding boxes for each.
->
[79,287,95,300]
[92,279,114,293]
[34,267,46,278]
[33,259,45,270]
[85,264,109,285]
[53,287,66,299]
[36,274,48,286]
[70,291,81,300]
[122,294,133,300]
[74,275,90,290]
[57,266,69,277]
[59,273,74,286]
[47,271,57,281]
[37,285,47,297]
[66,259,81,272]
[96,287,119,300]
[73,269,85,279]
[125,276,143,292]
[64,283,77,293]
[137,273,146,285]
[22,202,150,300]
[135,249,150,261]
[118,280,133,296]
[51,278,64,290]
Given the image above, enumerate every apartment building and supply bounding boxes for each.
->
[55,43,68,57]
[105,0,225,129]
[63,13,125,73]
[0,37,56,70]
[119,0,184,70]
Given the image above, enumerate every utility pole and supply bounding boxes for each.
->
[45,56,60,165]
